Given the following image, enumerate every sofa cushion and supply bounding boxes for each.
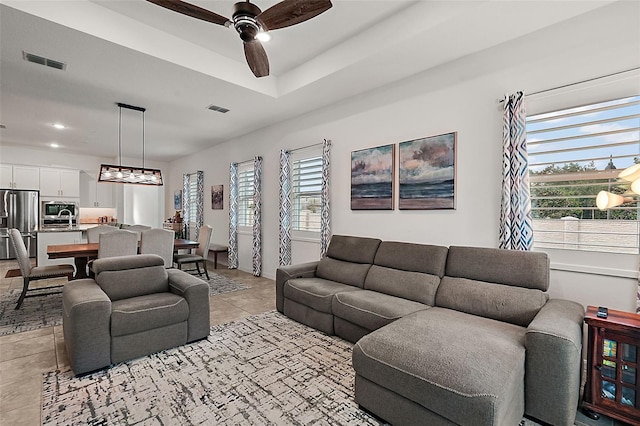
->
[111,292,189,337]
[332,290,429,331]
[445,246,549,291]
[353,308,526,425]
[364,265,440,305]
[316,258,372,288]
[94,255,169,301]
[326,235,381,264]
[374,241,448,277]
[284,277,361,313]
[435,276,548,327]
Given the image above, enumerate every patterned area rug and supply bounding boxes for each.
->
[42,311,381,425]
[0,272,249,335]
[40,312,575,425]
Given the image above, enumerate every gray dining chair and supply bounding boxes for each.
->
[86,224,117,243]
[8,228,74,309]
[97,230,138,259]
[140,228,175,268]
[174,225,213,280]
[125,225,152,241]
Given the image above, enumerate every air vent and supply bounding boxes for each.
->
[23,51,67,70]
[207,104,230,114]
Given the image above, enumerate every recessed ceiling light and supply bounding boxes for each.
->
[50,143,59,148]
[53,123,65,129]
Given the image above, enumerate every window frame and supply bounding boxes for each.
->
[291,151,323,234]
[237,163,254,229]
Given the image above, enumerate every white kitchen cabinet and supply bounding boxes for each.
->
[37,230,82,269]
[0,164,40,190]
[80,171,114,207]
[40,168,79,198]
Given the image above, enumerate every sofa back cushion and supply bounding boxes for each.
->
[325,235,381,264]
[445,246,550,291]
[316,258,372,288]
[315,235,382,288]
[94,254,169,301]
[374,241,448,277]
[365,265,441,305]
[435,276,548,327]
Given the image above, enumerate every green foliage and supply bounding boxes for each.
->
[531,162,637,220]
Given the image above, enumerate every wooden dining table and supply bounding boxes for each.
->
[47,239,199,279]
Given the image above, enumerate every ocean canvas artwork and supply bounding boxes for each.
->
[351,144,395,210]
[399,132,456,209]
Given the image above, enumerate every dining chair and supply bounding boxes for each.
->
[8,228,74,309]
[125,225,152,241]
[174,225,213,280]
[86,224,117,243]
[140,228,175,268]
[97,230,139,259]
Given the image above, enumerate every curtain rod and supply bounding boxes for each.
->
[499,66,640,103]
[286,142,323,154]
[234,157,259,166]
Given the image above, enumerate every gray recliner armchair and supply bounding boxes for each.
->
[62,254,210,375]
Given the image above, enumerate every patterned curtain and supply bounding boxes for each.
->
[279,150,292,266]
[228,163,239,269]
[499,92,533,251]
[320,139,332,257]
[195,170,204,240]
[182,173,190,240]
[252,156,263,276]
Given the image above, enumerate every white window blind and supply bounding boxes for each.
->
[292,154,322,232]
[527,95,640,254]
[186,172,198,224]
[238,164,254,228]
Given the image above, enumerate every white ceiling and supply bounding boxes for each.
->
[0,0,615,162]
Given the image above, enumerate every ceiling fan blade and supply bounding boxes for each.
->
[257,0,332,31]
[244,40,270,78]
[146,0,230,26]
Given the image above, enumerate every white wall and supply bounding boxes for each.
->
[162,2,637,311]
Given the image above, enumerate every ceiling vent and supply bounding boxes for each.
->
[207,104,230,114]
[23,51,66,70]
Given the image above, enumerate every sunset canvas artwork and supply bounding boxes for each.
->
[399,133,456,209]
[350,144,395,210]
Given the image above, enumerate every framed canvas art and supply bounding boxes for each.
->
[173,190,182,210]
[399,132,456,210]
[351,144,395,210]
[211,185,224,209]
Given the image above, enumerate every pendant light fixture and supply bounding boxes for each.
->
[98,102,163,186]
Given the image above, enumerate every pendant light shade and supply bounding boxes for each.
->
[98,102,163,186]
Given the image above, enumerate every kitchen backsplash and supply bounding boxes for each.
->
[78,207,117,224]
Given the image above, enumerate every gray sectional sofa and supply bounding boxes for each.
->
[276,235,584,426]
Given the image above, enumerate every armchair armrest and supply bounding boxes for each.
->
[525,298,584,426]
[275,261,319,313]
[62,279,112,375]
[168,269,210,342]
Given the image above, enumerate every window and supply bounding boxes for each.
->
[237,164,254,228]
[292,154,322,232]
[185,172,198,224]
[527,95,640,254]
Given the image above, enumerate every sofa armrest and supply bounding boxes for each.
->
[525,298,584,426]
[168,269,210,342]
[275,261,319,313]
[62,279,112,375]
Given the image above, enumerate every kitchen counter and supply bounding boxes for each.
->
[37,224,116,233]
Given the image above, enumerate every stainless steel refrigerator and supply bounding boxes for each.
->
[0,189,39,259]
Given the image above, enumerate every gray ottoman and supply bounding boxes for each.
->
[353,308,527,425]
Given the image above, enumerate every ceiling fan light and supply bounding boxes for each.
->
[631,178,640,195]
[596,190,633,210]
[618,163,640,182]
[256,31,270,42]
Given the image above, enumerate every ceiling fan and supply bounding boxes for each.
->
[146,0,333,78]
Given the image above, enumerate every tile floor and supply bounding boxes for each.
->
[0,258,275,425]
[0,259,627,426]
